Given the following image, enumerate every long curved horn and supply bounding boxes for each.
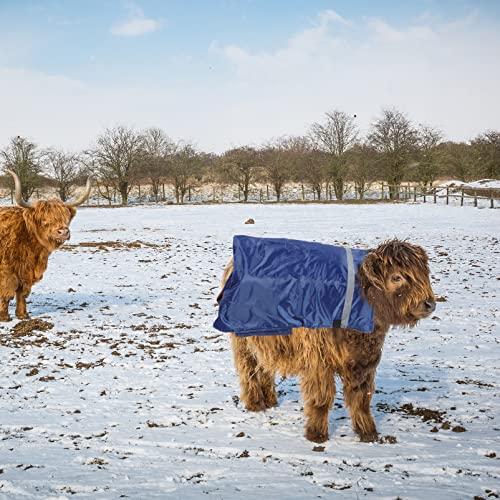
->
[65,175,94,207]
[5,169,33,208]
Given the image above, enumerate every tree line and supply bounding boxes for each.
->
[1,108,498,205]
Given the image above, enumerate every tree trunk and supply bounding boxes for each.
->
[333,178,344,200]
[119,182,128,205]
[274,183,282,202]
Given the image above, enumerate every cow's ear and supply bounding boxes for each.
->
[359,252,385,290]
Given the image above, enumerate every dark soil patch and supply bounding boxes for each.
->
[11,319,54,337]
[377,402,446,423]
[63,240,170,252]
[456,378,494,388]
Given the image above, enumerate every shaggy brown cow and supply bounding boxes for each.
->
[0,170,92,321]
[220,240,436,443]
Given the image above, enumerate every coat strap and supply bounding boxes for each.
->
[340,247,355,328]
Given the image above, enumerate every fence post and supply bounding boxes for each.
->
[381,183,384,200]
[446,187,449,205]
[461,189,464,206]
[490,195,494,209]
[301,184,305,201]
[259,188,263,202]
[266,184,269,200]
[423,188,426,203]
[433,188,437,204]
[188,187,191,202]
[474,192,478,208]
[413,186,416,202]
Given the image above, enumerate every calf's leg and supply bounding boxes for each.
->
[301,367,336,443]
[343,369,378,442]
[231,334,273,411]
[259,368,278,408]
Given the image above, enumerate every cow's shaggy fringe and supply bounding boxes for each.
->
[221,239,435,443]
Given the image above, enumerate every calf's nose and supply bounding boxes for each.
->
[424,299,436,313]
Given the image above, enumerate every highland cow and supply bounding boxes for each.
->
[219,239,435,443]
[0,170,92,321]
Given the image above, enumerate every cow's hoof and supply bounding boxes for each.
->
[305,428,329,443]
[16,313,30,320]
[359,432,379,443]
[0,314,11,322]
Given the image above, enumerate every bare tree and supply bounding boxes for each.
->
[218,147,260,202]
[261,137,294,202]
[368,108,419,198]
[141,128,175,202]
[287,136,328,200]
[471,130,500,179]
[168,142,201,204]
[91,126,143,205]
[310,110,358,200]
[440,142,480,182]
[44,150,82,201]
[347,142,378,199]
[1,136,43,200]
[414,125,444,191]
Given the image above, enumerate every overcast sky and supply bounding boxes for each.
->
[0,0,499,153]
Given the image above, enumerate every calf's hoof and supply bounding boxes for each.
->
[305,427,329,443]
[244,399,268,412]
[264,394,278,408]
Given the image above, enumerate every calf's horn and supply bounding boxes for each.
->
[5,169,33,208]
[65,176,94,207]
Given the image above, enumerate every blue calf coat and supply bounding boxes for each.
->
[214,236,374,337]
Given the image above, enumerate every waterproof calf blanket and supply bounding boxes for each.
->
[214,236,375,337]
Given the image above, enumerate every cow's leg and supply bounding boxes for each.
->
[343,368,378,442]
[15,283,32,319]
[0,298,11,322]
[301,367,336,443]
[231,334,269,412]
[0,272,17,322]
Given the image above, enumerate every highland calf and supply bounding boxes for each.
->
[0,170,92,321]
[220,240,435,443]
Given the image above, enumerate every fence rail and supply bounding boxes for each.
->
[0,182,498,208]
[378,183,497,209]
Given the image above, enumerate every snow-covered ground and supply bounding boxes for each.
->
[0,203,499,499]
[442,179,500,189]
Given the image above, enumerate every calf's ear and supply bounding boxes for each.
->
[359,253,386,290]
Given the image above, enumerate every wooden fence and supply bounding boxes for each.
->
[379,183,497,209]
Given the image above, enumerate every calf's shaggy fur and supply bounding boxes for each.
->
[221,240,435,443]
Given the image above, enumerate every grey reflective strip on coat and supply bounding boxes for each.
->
[340,247,355,328]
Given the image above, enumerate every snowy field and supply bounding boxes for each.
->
[0,203,499,500]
